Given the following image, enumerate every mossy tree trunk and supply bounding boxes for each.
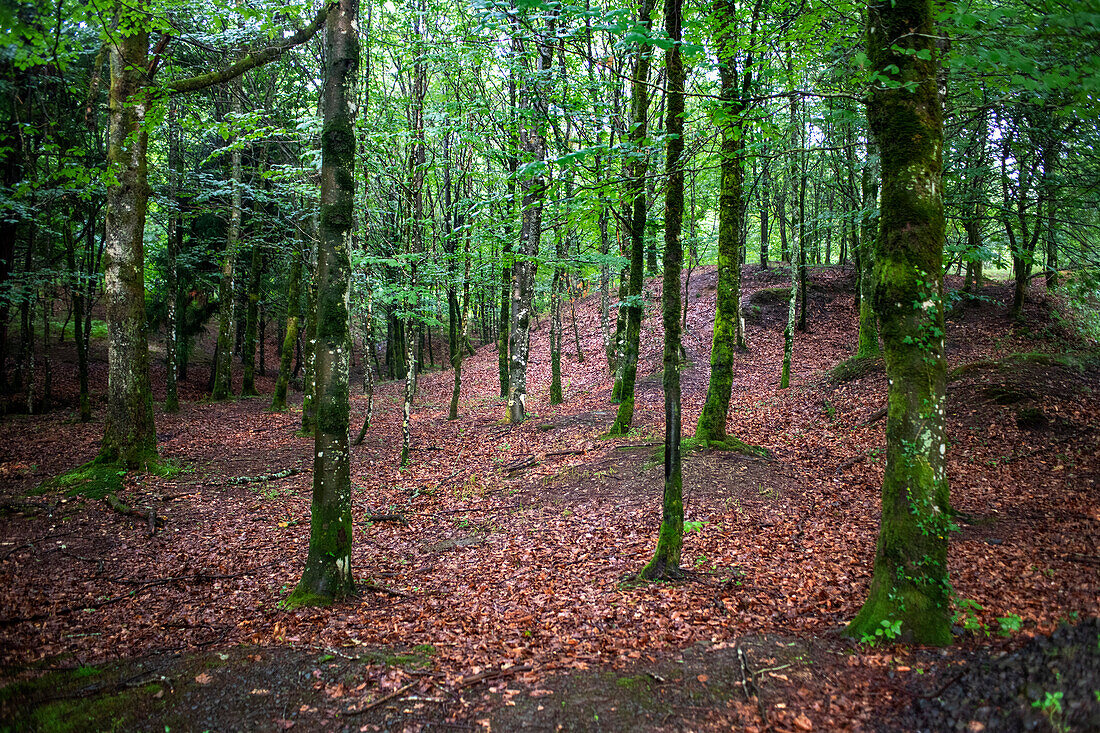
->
[499,75,518,399]
[241,240,262,396]
[449,232,472,421]
[609,0,655,436]
[271,240,303,411]
[856,143,880,358]
[100,10,157,467]
[696,0,758,449]
[93,1,328,464]
[213,77,242,401]
[164,98,182,414]
[287,0,358,608]
[506,17,552,425]
[639,0,684,580]
[301,232,318,433]
[847,0,951,646]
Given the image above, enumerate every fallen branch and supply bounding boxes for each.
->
[104,494,166,529]
[363,512,408,525]
[834,454,867,474]
[359,582,409,598]
[454,664,532,690]
[344,681,417,716]
[227,468,301,485]
[545,449,586,457]
[860,406,887,426]
[500,454,537,472]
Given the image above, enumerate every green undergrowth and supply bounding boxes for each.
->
[36,458,187,500]
[0,663,165,733]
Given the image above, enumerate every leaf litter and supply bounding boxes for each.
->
[0,265,1097,730]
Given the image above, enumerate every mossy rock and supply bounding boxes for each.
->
[829,356,884,384]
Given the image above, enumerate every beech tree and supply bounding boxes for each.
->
[287,0,359,607]
[90,0,329,468]
[695,0,760,452]
[847,0,951,645]
[639,0,685,580]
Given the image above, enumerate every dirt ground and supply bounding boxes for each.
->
[1,265,1098,731]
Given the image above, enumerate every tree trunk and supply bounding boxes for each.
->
[506,19,552,425]
[609,0,655,435]
[639,0,684,580]
[856,145,880,358]
[847,0,951,646]
[271,242,303,411]
[100,13,157,467]
[287,0,358,607]
[213,77,243,401]
[697,0,755,449]
[241,240,262,396]
[301,229,319,433]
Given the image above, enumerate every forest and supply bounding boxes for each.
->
[1,0,1098,729]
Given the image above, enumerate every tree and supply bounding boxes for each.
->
[98,1,157,466]
[639,0,684,580]
[695,0,760,453]
[608,0,656,435]
[93,0,330,467]
[506,13,552,425]
[287,0,359,607]
[847,0,952,645]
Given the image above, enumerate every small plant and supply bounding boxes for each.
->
[996,613,1023,636]
[1031,690,1067,732]
[684,520,708,534]
[860,618,903,646]
[954,597,988,635]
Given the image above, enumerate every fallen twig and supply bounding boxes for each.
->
[104,494,166,528]
[364,512,408,525]
[834,453,867,474]
[860,406,887,426]
[454,664,532,689]
[227,468,301,485]
[359,582,409,598]
[344,681,417,716]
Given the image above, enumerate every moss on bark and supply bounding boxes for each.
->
[640,0,685,581]
[100,17,157,468]
[291,0,358,606]
[846,0,951,646]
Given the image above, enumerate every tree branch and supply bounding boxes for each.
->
[165,3,333,95]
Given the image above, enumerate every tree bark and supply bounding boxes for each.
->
[271,240,303,411]
[241,240,262,396]
[639,0,684,580]
[213,76,242,401]
[856,143,880,358]
[847,0,951,646]
[696,0,756,448]
[506,17,552,425]
[287,0,358,607]
[609,0,655,435]
[100,10,156,467]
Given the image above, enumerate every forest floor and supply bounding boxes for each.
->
[1,265,1099,732]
